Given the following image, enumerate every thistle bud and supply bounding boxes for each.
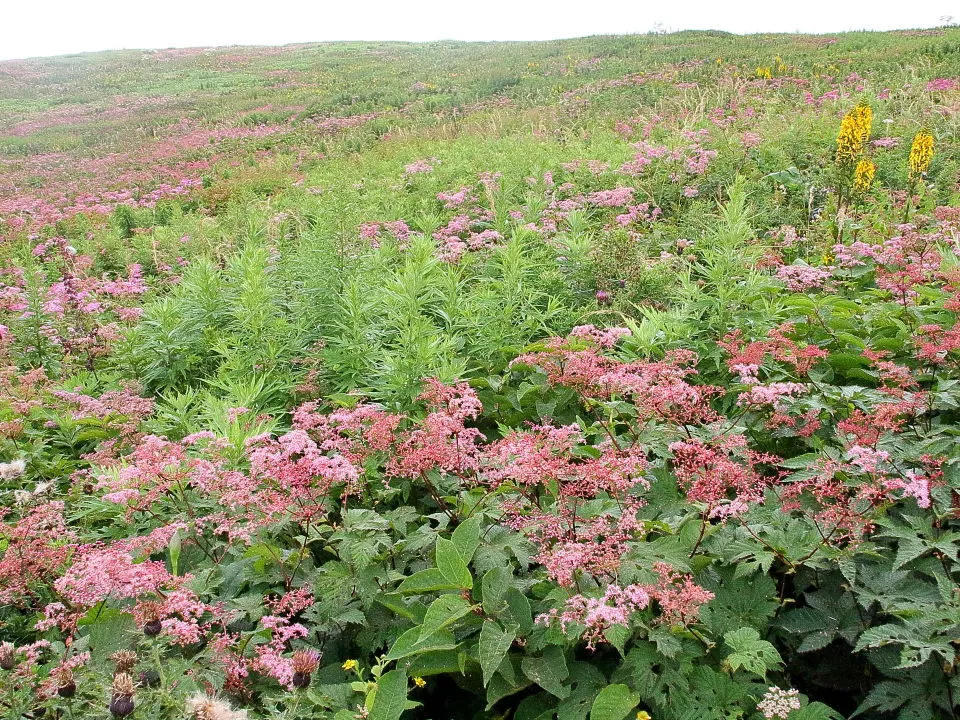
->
[109,673,136,717]
[110,673,134,717]
[290,649,320,689]
[109,694,135,718]
[0,642,15,671]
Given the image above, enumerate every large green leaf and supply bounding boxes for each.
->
[436,536,473,588]
[368,669,408,720]
[479,620,517,687]
[418,593,474,641]
[590,684,640,720]
[521,646,570,699]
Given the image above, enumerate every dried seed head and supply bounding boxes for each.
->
[111,650,137,675]
[186,693,249,720]
[112,672,135,697]
[0,458,26,480]
[0,642,15,671]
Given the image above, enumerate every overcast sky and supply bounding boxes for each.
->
[0,0,956,62]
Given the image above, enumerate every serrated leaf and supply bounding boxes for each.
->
[480,621,517,687]
[723,627,782,677]
[590,684,640,720]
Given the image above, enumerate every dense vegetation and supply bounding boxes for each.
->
[0,27,959,720]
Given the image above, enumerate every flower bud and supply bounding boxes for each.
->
[109,694,135,718]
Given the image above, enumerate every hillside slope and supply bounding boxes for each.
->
[0,29,959,720]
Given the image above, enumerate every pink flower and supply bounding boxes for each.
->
[403,159,434,176]
[776,264,833,292]
[926,78,957,92]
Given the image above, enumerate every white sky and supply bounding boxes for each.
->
[0,0,956,62]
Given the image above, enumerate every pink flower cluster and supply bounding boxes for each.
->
[670,435,780,519]
[776,264,833,292]
[403,158,435,177]
[926,78,958,92]
[737,382,807,409]
[537,583,650,649]
[569,324,631,348]
[537,562,713,648]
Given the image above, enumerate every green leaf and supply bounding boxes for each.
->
[590,684,640,720]
[503,587,533,635]
[385,626,457,661]
[369,669,408,720]
[396,568,460,594]
[780,453,820,469]
[482,566,513,614]
[452,515,482,564]
[485,666,531,710]
[436,537,472,588]
[521,646,570,699]
[376,593,427,623]
[406,649,466,677]
[419,594,474,641]
[480,620,517,687]
[722,627,782,677]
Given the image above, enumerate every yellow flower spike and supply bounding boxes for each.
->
[756,66,772,80]
[836,103,873,165]
[909,130,935,180]
[822,253,835,265]
[413,676,426,688]
[342,659,358,671]
[854,158,876,192]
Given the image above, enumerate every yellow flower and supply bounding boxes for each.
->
[637,712,653,720]
[909,130,935,180]
[755,66,772,80]
[413,676,426,688]
[854,158,876,192]
[822,253,834,265]
[836,103,872,165]
[341,659,358,671]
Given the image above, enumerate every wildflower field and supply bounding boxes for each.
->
[0,27,959,720]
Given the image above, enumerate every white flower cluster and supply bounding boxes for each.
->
[758,687,801,720]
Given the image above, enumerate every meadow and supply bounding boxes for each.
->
[0,27,958,719]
